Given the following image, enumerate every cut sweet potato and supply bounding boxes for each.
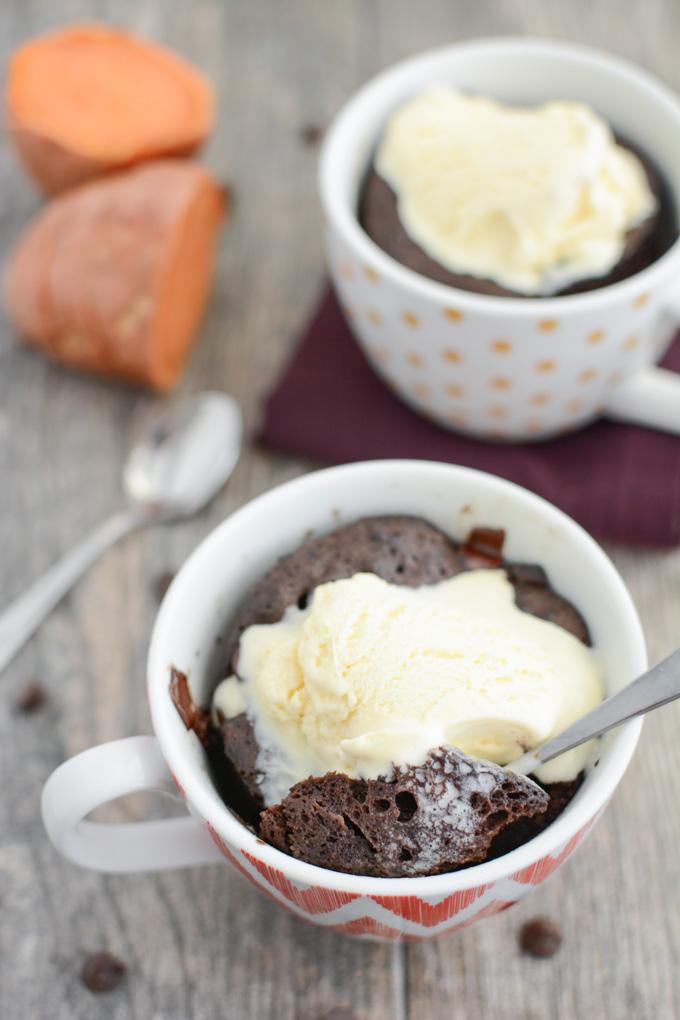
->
[6,24,215,195]
[4,159,226,390]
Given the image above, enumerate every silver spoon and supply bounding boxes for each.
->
[0,391,242,675]
[508,646,680,776]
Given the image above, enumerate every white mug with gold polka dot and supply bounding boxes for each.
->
[320,39,680,441]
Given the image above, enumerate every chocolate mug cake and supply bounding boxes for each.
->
[172,517,603,878]
[359,88,677,297]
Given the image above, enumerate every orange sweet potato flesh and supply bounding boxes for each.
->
[6,25,215,195]
[4,160,226,390]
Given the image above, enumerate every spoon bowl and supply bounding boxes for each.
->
[0,391,242,674]
[123,392,242,519]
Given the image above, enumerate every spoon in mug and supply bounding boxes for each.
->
[0,391,242,675]
[508,646,680,776]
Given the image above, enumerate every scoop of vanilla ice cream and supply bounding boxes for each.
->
[213,570,603,805]
[375,87,657,294]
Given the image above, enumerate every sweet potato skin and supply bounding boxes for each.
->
[7,118,109,196]
[8,118,202,197]
[4,160,226,389]
[6,25,214,195]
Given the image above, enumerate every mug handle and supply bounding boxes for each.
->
[604,366,680,434]
[604,294,680,434]
[41,735,224,872]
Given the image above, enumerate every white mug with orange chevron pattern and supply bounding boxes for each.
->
[320,39,680,441]
[42,461,646,940]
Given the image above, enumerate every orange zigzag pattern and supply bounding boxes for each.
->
[206,825,305,917]
[207,814,599,934]
[244,852,495,925]
[244,852,359,914]
[510,819,595,885]
[328,899,516,940]
[373,884,492,927]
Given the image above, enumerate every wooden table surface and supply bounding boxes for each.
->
[1,1,679,1017]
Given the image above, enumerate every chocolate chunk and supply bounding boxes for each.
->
[169,668,210,743]
[15,681,46,714]
[260,748,549,877]
[80,952,126,993]
[519,917,564,958]
[154,571,175,603]
[459,526,506,567]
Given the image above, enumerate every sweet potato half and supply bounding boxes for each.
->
[6,24,215,195]
[5,160,226,390]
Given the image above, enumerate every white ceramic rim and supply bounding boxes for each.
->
[319,36,680,316]
[148,461,646,896]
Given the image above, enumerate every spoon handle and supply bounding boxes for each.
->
[0,509,144,675]
[509,646,680,775]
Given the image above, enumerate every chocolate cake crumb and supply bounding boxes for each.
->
[260,748,549,877]
[80,952,126,993]
[519,917,564,958]
[486,775,583,860]
[511,580,589,643]
[213,710,265,812]
[15,681,46,714]
[154,571,175,603]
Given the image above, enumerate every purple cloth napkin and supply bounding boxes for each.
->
[260,288,680,546]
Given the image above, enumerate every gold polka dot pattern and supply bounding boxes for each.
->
[331,250,657,439]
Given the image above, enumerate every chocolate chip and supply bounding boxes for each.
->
[519,917,563,958]
[300,123,324,147]
[80,952,126,993]
[15,682,46,714]
[154,571,175,603]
